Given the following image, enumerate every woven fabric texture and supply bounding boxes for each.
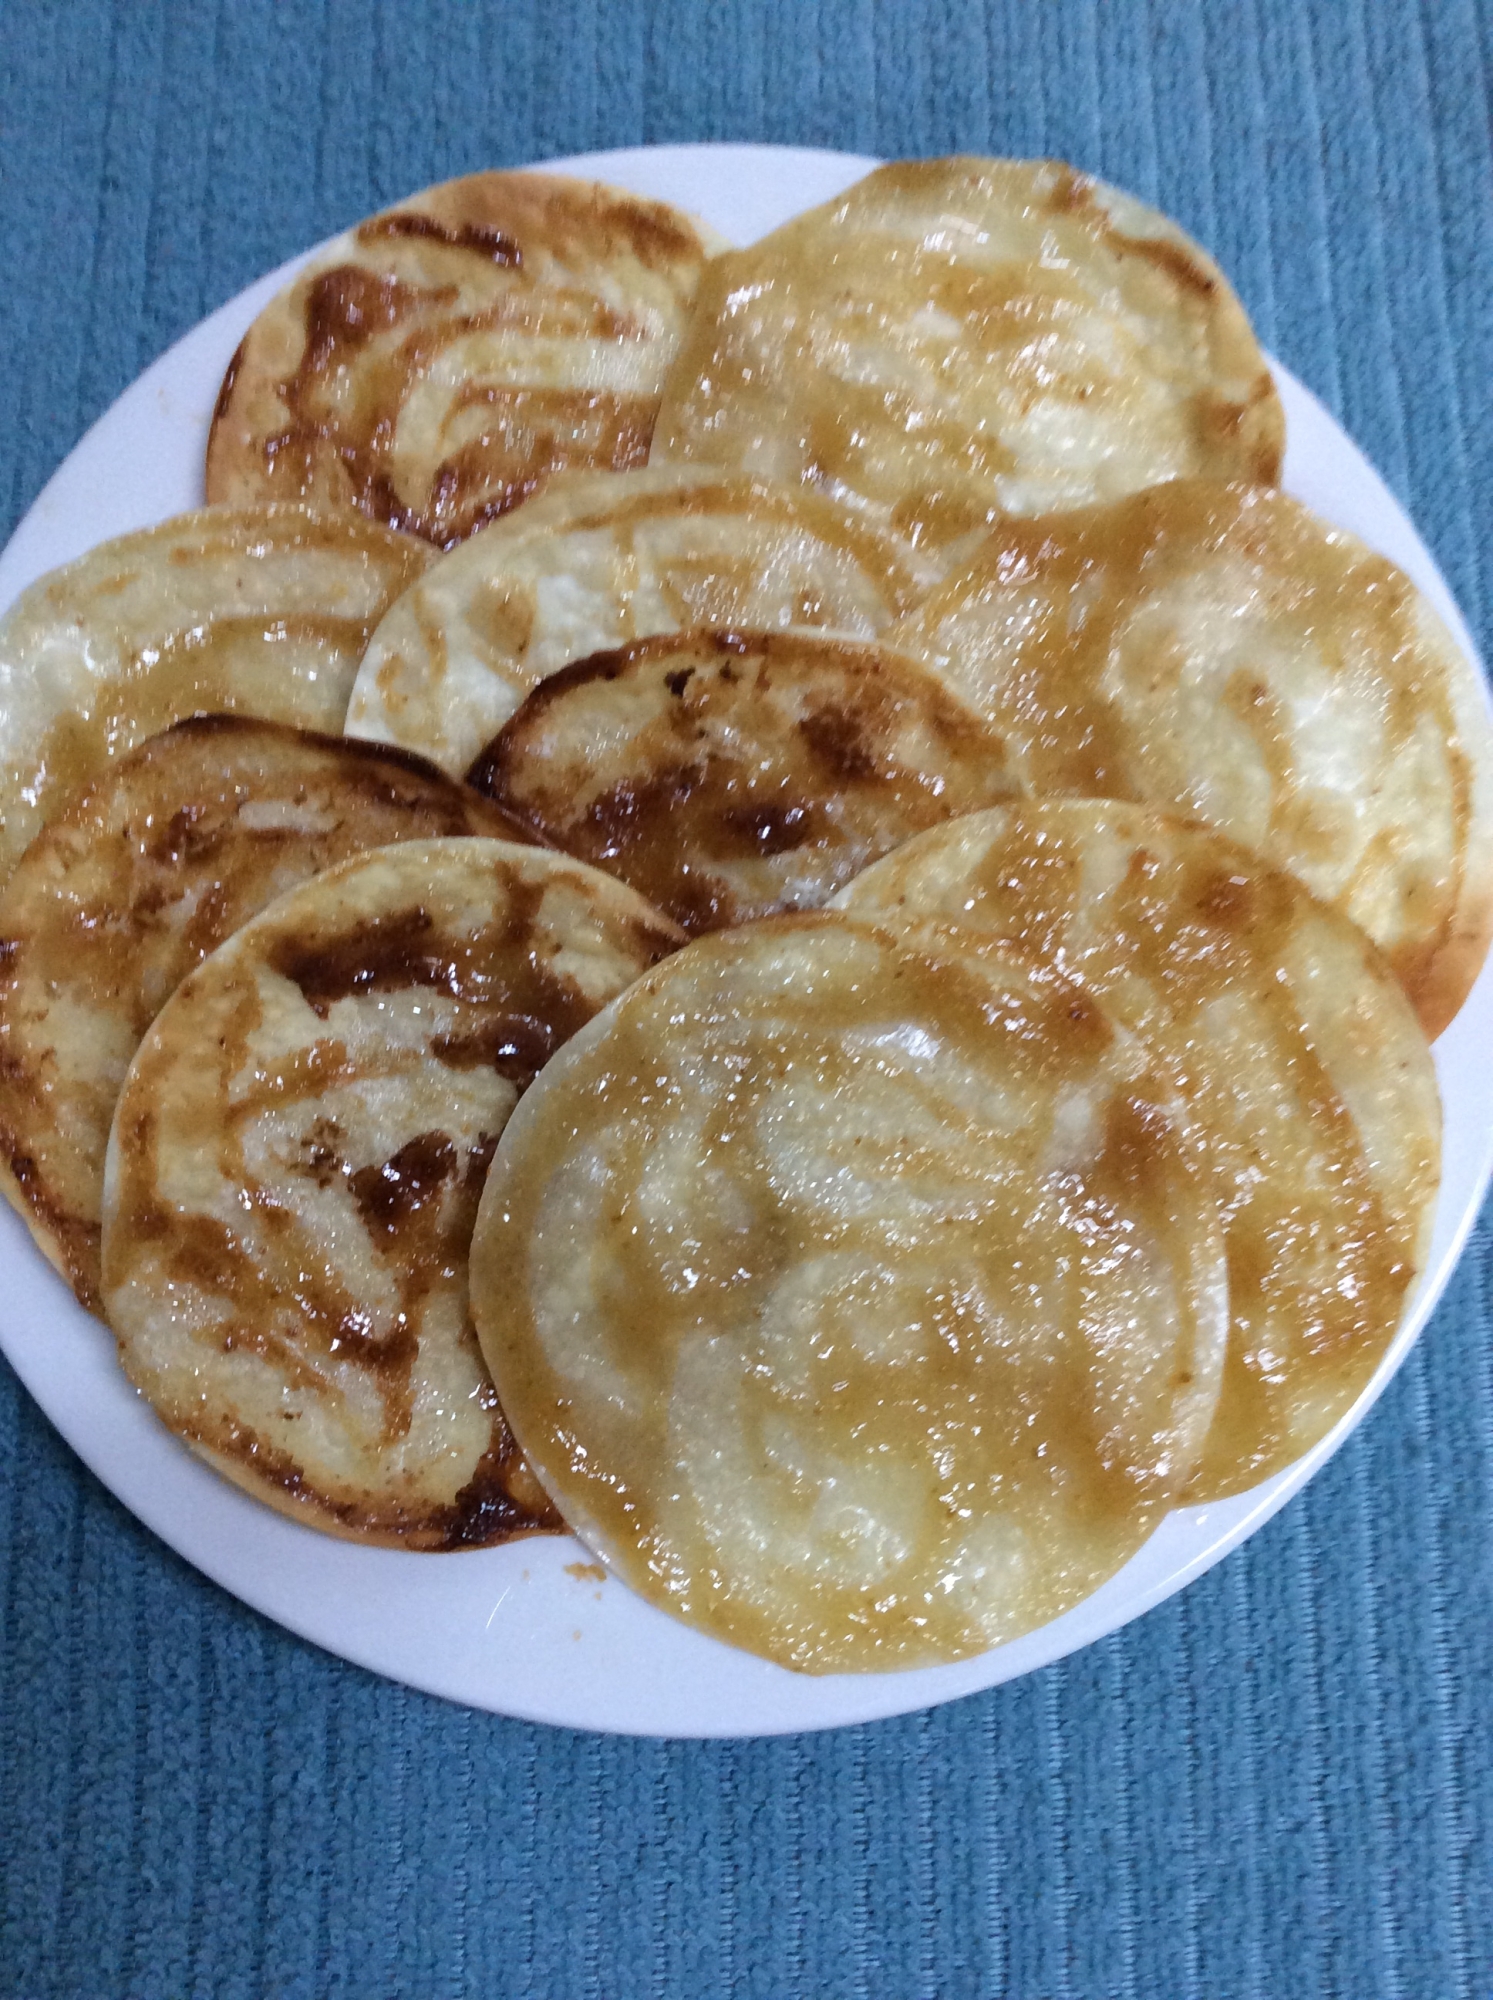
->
[1,2,1490,1994]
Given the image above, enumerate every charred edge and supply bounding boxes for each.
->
[127,714,528,837]
[465,731,516,801]
[200,1414,539,1547]
[358,212,523,267]
[322,739,542,839]
[464,731,541,821]
[212,337,248,429]
[196,1421,410,1536]
[470,798,553,848]
[437,1432,564,1549]
[463,662,621,798]
[466,734,514,802]
[2,1137,100,1308]
[466,629,785,792]
[1119,231,1220,300]
[208,1424,326,1505]
[1039,165,1220,300]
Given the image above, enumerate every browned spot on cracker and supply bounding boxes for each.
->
[206,171,716,545]
[470,628,1015,933]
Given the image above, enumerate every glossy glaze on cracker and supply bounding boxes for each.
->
[474,914,1227,1669]
[885,480,1493,1035]
[345,464,926,773]
[101,840,684,1549]
[836,802,1441,1497]
[469,627,1016,932]
[0,717,528,1308]
[0,504,431,881]
[654,156,1283,562]
[207,172,721,546]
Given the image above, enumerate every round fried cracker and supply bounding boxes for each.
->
[834,801,1441,1498]
[101,840,684,1550]
[884,480,1493,1037]
[467,627,1015,933]
[206,172,724,546]
[653,156,1282,566]
[0,504,431,882]
[0,716,527,1310]
[473,913,1228,1670]
[344,463,925,774]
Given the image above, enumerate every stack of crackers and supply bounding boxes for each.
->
[0,160,1486,1674]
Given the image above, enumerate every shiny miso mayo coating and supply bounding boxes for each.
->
[836,802,1442,1500]
[654,156,1282,566]
[208,171,725,546]
[885,480,1493,1037]
[345,464,925,776]
[473,913,1228,1672]
[101,840,683,1551]
[0,504,431,882]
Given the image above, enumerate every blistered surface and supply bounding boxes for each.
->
[836,801,1442,1498]
[474,915,1227,1671]
[654,157,1282,564]
[345,464,926,775]
[471,627,1015,931]
[886,480,1493,1037]
[207,172,723,546]
[101,839,683,1549]
[0,718,524,1309]
[0,504,431,881]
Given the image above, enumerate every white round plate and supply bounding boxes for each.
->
[1,145,1489,1739]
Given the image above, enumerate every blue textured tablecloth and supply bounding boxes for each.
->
[1,3,1489,1993]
